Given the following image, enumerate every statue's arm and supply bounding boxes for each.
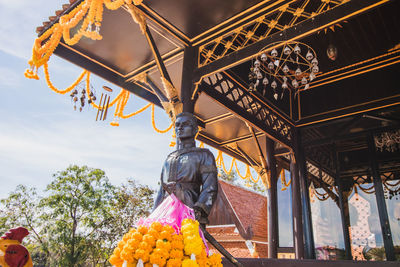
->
[152,169,165,211]
[194,151,218,217]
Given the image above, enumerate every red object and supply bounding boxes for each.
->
[1,227,29,243]
[4,245,30,267]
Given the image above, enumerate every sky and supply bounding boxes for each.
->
[0,0,176,199]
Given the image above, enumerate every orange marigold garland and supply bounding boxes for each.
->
[109,219,223,267]
[25,0,140,80]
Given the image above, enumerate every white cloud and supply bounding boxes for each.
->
[0,112,174,198]
[0,1,63,59]
[0,67,22,87]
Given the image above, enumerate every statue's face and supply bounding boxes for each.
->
[175,115,196,139]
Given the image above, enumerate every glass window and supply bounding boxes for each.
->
[348,175,386,261]
[310,182,345,260]
[278,169,293,247]
[381,172,400,261]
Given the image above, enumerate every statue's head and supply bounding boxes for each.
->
[175,112,198,140]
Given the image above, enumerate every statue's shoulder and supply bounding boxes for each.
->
[167,147,212,158]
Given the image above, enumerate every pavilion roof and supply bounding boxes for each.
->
[35,0,400,179]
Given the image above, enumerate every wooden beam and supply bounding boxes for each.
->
[333,144,352,260]
[293,128,315,259]
[266,138,278,258]
[200,79,293,148]
[181,46,198,113]
[290,158,305,259]
[303,124,400,148]
[367,134,396,261]
[194,0,390,81]
[54,44,162,107]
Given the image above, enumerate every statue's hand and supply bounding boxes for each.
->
[194,206,209,225]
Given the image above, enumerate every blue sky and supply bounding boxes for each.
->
[0,0,259,200]
[0,0,175,198]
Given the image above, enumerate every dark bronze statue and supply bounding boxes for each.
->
[153,112,218,225]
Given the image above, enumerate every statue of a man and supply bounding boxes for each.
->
[153,112,218,225]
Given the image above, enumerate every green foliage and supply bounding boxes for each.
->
[0,165,155,266]
[363,246,386,261]
[218,169,266,194]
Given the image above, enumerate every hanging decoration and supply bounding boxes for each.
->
[214,149,262,187]
[249,41,319,100]
[326,44,338,61]
[374,130,400,152]
[24,0,143,79]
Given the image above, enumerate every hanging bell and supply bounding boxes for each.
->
[268,62,274,70]
[92,96,97,101]
[311,57,318,66]
[271,80,277,89]
[282,64,289,73]
[73,96,78,102]
[283,46,291,55]
[263,77,269,85]
[249,82,255,91]
[294,44,301,54]
[79,107,83,112]
[312,65,319,73]
[271,48,278,57]
[261,53,268,62]
[89,91,94,97]
[81,89,86,94]
[306,50,313,61]
[73,89,78,95]
[304,84,310,90]
[301,77,307,85]
[254,60,261,68]
[282,82,288,89]
[295,67,302,76]
[309,72,316,81]
[88,99,92,104]
[292,79,299,88]
[70,92,75,97]
[253,67,260,73]
[257,72,263,79]
[274,93,279,100]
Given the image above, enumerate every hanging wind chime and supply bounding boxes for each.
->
[70,82,97,111]
[249,41,319,100]
[95,86,112,121]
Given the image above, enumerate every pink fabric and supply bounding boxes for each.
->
[136,194,209,254]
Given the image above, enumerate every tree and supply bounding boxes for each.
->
[0,165,156,266]
[0,185,49,265]
[39,165,116,266]
[85,179,155,266]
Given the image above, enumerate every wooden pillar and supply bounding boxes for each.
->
[293,128,315,259]
[367,133,395,261]
[333,144,352,260]
[290,160,305,259]
[180,46,198,113]
[266,138,279,258]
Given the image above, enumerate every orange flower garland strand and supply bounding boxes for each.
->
[43,62,88,94]
[25,0,140,80]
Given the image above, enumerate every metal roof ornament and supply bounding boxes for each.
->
[249,41,319,101]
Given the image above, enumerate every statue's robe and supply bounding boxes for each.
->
[153,147,218,220]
